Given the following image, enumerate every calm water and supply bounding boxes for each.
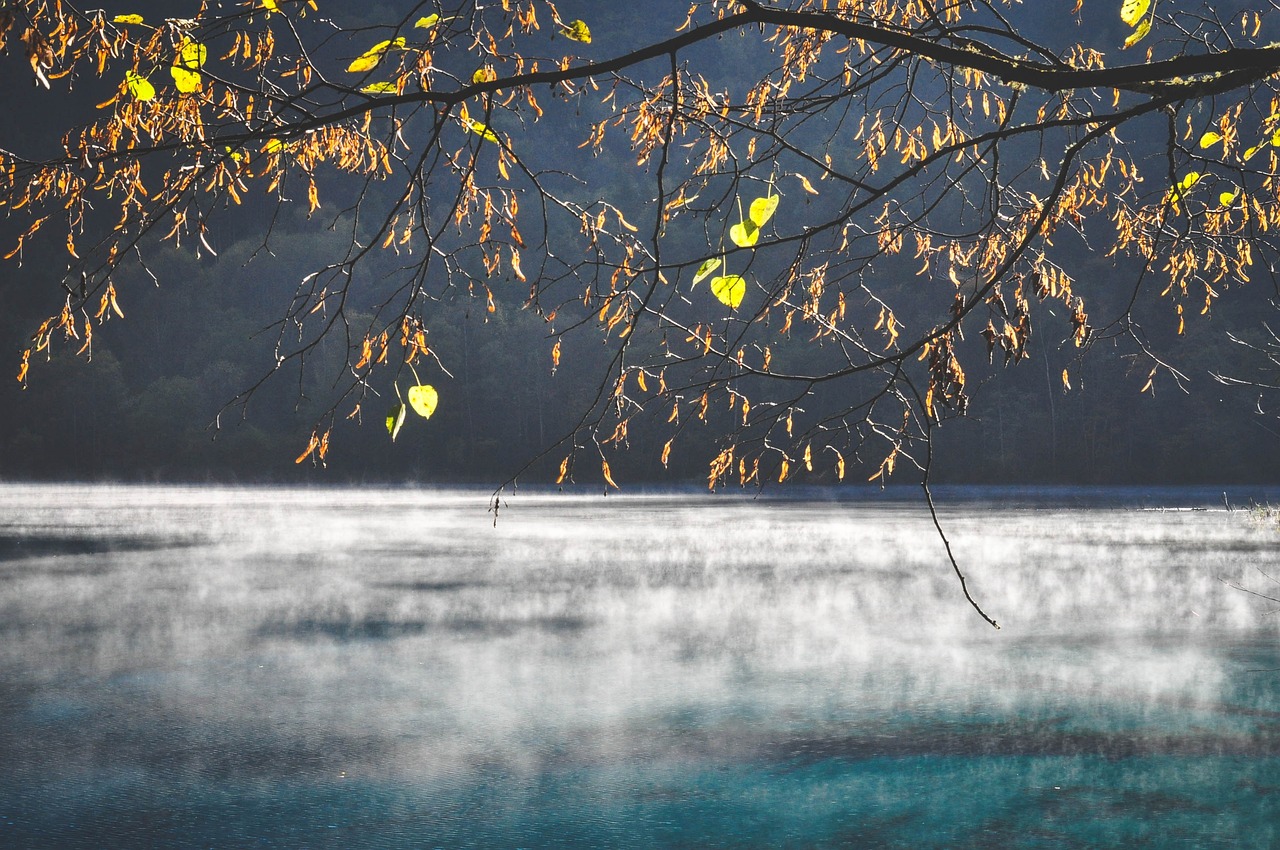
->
[1,483,1278,848]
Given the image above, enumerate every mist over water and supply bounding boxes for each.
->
[1,483,1278,848]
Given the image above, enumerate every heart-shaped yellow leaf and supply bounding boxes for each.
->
[1120,0,1150,27]
[710,275,746,309]
[729,220,759,248]
[748,195,778,228]
[170,65,201,94]
[125,71,155,101]
[176,38,206,70]
[407,385,438,419]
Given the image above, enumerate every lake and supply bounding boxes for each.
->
[1,483,1278,848]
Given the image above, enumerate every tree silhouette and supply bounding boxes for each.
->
[4,1,1280,548]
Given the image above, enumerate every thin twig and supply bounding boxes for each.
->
[922,481,1000,629]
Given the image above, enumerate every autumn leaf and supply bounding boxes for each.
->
[171,66,201,94]
[602,459,618,489]
[407,384,438,418]
[112,13,145,24]
[710,274,746,309]
[347,37,405,74]
[125,71,155,101]
[386,403,407,441]
[729,220,760,248]
[691,257,721,286]
[414,14,440,28]
[1199,131,1223,149]
[563,20,591,44]
[1120,0,1150,27]
[360,81,399,94]
[748,195,778,228]
[1122,17,1151,49]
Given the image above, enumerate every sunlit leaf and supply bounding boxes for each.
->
[748,195,778,228]
[176,39,207,69]
[407,384,438,419]
[729,220,760,248]
[414,13,440,28]
[563,19,591,43]
[1120,0,1150,27]
[386,403,406,441]
[347,37,405,74]
[1179,171,1201,191]
[692,257,721,286]
[464,118,500,144]
[360,81,398,94]
[112,13,145,24]
[472,66,496,84]
[170,65,201,93]
[795,173,819,195]
[260,0,281,13]
[1199,131,1223,149]
[1122,17,1151,49]
[1244,144,1262,161]
[262,138,285,153]
[1220,189,1239,207]
[1270,129,1280,147]
[125,71,155,101]
[710,274,746,309]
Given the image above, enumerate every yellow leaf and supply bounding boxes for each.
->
[1120,0,1150,27]
[563,19,591,43]
[407,384,438,418]
[710,275,746,309]
[414,14,440,28]
[729,220,760,248]
[386,403,406,441]
[464,118,500,144]
[692,258,721,286]
[1062,368,1071,391]
[262,138,284,153]
[1199,131,1223,149]
[176,38,207,70]
[113,13,145,24]
[1122,17,1151,49]
[1179,171,1201,191]
[1220,189,1239,207]
[360,81,398,94]
[795,173,819,195]
[125,71,155,101]
[472,66,496,84]
[1271,129,1280,147]
[748,195,778,228]
[1244,144,1262,161]
[170,65,201,94]
[261,0,281,13]
[346,37,404,73]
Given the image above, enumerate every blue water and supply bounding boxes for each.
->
[0,484,1277,848]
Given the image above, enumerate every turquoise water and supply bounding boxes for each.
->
[0,485,1277,848]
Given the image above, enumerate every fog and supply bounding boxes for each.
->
[1,484,1278,847]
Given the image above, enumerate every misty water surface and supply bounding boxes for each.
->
[1,483,1278,848]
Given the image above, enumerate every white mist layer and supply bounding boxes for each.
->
[0,484,1276,783]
